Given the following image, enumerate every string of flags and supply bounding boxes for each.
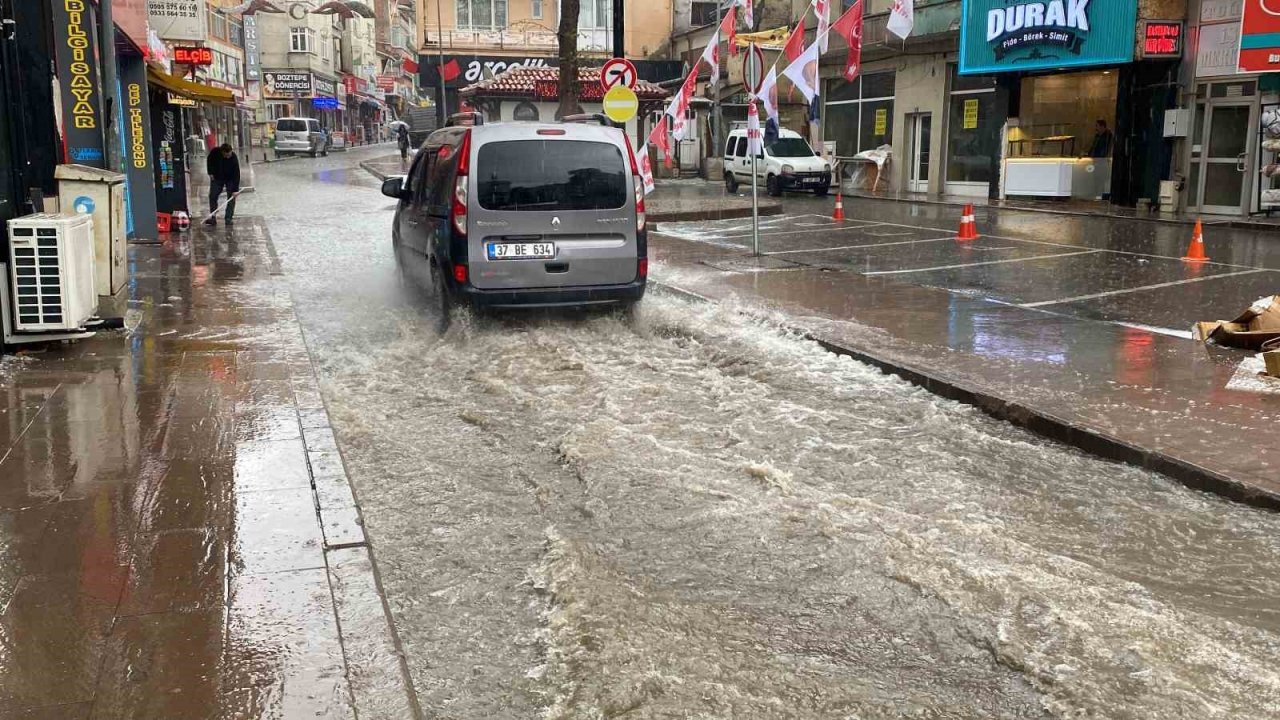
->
[637,0,911,195]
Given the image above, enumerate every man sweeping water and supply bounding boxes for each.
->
[205,143,241,226]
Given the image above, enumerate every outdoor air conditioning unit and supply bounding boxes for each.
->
[6,213,97,332]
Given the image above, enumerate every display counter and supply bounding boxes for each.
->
[1004,158,1111,199]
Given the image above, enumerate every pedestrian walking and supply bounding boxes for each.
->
[206,143,241,226]
[397,124,410,161]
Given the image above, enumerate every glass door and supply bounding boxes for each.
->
[1195,103,1255,215]
[908,114,932,193]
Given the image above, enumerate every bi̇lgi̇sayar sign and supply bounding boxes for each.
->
[959,0,1137,74]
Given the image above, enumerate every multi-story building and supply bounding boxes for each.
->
[341,14,388,144]
[254,1,347,138]
[418,0,677,120]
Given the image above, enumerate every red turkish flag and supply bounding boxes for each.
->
[783,16,806,63]
[648,116,672,168]
[722,6,739,57]
[832,0,864,82]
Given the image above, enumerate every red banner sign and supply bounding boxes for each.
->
[534,80,605,101]
[1141,21,1182,59]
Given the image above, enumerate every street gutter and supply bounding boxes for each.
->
[648,280,1280,512]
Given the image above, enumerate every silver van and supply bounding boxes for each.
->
[274,117,328,157]
[382,114,647,316]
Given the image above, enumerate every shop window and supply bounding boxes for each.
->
[944,64,999,186]
[512,102,540,121]
[824,72,895,156]
[457,0,509,30]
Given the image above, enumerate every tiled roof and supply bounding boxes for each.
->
[459,65,669,100]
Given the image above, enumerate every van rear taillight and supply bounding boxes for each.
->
[453,263,468,284]
[452,131,472,235]
[624,135,646,232]
[638,258,648,279]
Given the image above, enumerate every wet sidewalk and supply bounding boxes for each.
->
[0,220,416,717]
[359,154,784,222]
[650,215,1280,509]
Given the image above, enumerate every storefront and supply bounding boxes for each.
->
[959,0,1175,205]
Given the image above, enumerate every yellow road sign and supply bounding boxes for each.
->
[603,85,639,124]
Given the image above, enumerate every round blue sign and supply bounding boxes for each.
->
[73,195,96,214]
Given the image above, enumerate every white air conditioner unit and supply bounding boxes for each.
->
[7,213,97,332]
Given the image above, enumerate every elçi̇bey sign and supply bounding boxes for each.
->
[959,0,1138,74]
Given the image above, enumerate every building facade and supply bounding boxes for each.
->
[418,0,676,121]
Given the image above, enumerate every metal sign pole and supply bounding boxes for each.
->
[751,144,760,257]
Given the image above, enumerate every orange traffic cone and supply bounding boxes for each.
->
[1182,219,1210,262]
[957,204,980,241]
[832,192,845,222]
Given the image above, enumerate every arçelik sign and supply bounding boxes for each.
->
[960,0,1137,74]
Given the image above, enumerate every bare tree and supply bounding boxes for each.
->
[557,0,582,119]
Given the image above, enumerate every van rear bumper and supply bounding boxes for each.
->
[456,279,646,309]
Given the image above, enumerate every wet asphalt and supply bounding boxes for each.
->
[249,147,1280,717]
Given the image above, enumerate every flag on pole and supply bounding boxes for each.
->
[668,71,698,141]
[649,116,671,168]
[722,6,739,57]
[637,143,656,195]
[779,41,821,104]
[747,99,763,156]
[782,17,806,101]
[831,0,864,82]
[887,0,914,40]
[782,16,806,63]
[759,67,779,121]
[813,0,831,53]
[700,39,720,91]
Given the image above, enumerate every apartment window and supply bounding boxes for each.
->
[210,11,228,41]
[579,0,609,29]
[531,0,542,19]
[690,1,717,27]
[321,32,332,60]
[457,0,508,30]
[290,27,315,53]
[230,18,243,46]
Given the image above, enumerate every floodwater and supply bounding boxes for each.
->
[254,147,1280,718]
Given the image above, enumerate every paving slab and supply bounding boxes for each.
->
[0,219,418,718]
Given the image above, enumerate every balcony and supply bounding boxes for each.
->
[424,26,614,55]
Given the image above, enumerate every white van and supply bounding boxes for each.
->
[723,127,831,197]
[273,117,329,158]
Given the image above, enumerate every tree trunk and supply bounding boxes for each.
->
[557,0,582,119]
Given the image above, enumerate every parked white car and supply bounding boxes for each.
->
[723,127,832,197]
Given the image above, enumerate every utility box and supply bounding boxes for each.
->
[55,164,127,297]
[1164,109,1192,138]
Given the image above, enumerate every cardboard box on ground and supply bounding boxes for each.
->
[1265,349,1280,378]
[1194,296,1280,351]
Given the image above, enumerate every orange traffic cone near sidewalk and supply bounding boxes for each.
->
[957,203,980,241]
[832,192,845,222]
[1182,218,1210,262]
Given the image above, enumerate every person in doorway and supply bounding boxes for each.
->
[1089,119,1115,158]
[205,143,241,226]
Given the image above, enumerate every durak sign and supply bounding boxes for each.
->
[959,0,1137,74]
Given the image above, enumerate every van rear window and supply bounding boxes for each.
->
[277,119,307,132]
[476,140,626,212]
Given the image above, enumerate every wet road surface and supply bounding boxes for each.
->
[251,147,1280,718]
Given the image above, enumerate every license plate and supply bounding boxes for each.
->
[803,177,823,185]
[487,241,555,260]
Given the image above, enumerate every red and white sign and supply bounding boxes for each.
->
[600,57,638,91]
[743,43,766,94]
[747,101,762,156]
[174,46,213,66]
[376,75,396,91]
[1239,2,1280,73]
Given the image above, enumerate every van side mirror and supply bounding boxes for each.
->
[381,175,408,200]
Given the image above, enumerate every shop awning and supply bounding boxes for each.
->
[147,67,235,105]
